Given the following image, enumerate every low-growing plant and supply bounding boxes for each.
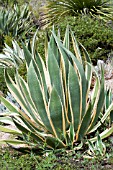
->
[85,134,106,159]
[0,27,113,150]
[0,146,113,169]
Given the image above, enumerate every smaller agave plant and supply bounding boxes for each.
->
[0,26,113,150]
[84,133,106,159]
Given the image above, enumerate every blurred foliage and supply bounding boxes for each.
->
[4,35,13,48]
[0,0,17,7]
[29,0,41,18]
[18,62,27,81]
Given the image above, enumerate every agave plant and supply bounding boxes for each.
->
[0,4,35,51]
[0,27,113,150]
[0,4,32,36]
[42,0,113,25]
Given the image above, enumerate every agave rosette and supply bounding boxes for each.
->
[0,27,113,149]
[42,0,113,25]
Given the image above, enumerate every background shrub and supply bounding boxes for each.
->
[56,16,113,64]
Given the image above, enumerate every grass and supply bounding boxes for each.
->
[0,138,113,170]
